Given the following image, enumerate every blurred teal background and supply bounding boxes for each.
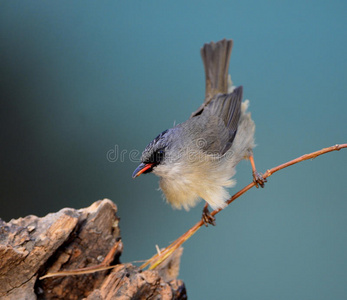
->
[1,1,346,299]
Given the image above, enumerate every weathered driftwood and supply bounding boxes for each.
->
[0,199,186,299]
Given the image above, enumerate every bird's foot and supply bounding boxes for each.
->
[253,171,267,188]
[202,205,216,226]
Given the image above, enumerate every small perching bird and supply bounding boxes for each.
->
[133,39,265,225]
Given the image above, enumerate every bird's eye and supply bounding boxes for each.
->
[145,149,165,165]
[154,149,165,162]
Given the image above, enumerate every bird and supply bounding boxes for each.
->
[132,39,265,225]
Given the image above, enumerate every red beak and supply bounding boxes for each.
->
[132,163,154,178]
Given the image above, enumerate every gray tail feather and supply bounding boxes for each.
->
[201,39,233,104]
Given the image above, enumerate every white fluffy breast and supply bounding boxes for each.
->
[153,150,236,210]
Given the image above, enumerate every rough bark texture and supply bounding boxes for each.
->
[0,199,187,299]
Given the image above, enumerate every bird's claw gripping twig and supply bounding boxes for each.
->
[253,170,267,188]
[202,204,216,226]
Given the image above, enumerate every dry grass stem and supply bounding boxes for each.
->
[140,143,347,270]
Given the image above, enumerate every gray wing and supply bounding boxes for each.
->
[196,86,243,156]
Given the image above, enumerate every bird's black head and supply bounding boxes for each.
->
[132,129,169,178]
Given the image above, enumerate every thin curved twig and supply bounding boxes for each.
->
[140,143,347,270]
